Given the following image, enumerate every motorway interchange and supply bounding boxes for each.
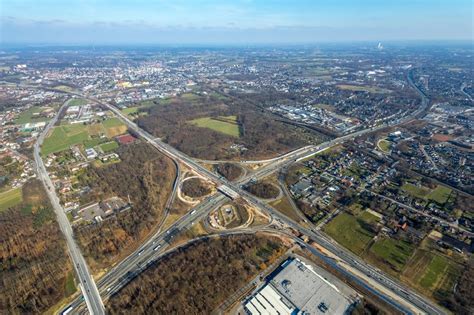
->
[31,73,446,315]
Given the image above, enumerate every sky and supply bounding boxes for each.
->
[1,0,472,45]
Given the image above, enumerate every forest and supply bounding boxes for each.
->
[136,92,322,160]
[245,181,280,199]
[75,141,176,270]
[0,180,72,314]
[107,234,287,314]
[181,178,212,198]
[215,163,243,181]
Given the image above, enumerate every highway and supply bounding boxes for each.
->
[33,99,105,315]
[33,71,444,315]
[65,194,228,314]
[157,158,181,232]
[241,193,445,315]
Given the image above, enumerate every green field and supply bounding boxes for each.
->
[121,97,168,117]
[87,118,127,137]
[402,183,430,199]
[42,125,89,155]
[401,238,464,300]
[83,138,103,149]
[323,211,379,255]
[103,118,127,137]
[14,107,50,124]
[269,197,304,223]
[42,118,127,155]
[402,182,452,204]
[426,186,452,204]
[122,106,139,115]
[377,139,391,153]
[189,115,240,137]
[64,270,77,297]
[99,141,119,152]
[0,188,23,212]
[419,255,449,288]
[209,92,229,101]
[337,84,392,94]
[369,238,415,272]
[421,255,462,294]
[68,98,89,106]
[181,93,200,100]
[102,117,123,128]
[54,85,75,92]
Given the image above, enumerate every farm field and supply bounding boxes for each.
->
[337,84,392,94]
[122,106,139,115]
[99,141,119,152]
[102,118,128,137]
[323,211,379,255]
[42,124,89,155]
[42,118,127,155]
[402,183,452,205]
[122,97,173,117]
[54,85,75,92]
[402,183,430,199]
[368,237,415,272]
[426,185,452,204]
[140,96,176,107]
[68,98,89,106]
[189,115,240,137]
[0,187,23,212]
[402,242,463,301]
[14,106,52,124]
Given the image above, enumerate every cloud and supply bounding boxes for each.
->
[1,15,472,45]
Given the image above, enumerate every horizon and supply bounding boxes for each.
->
[1,39,473,50]
[1,0,472,45]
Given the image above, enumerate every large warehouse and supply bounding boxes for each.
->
[244,257,355,315]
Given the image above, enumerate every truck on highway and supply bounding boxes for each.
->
[153,245,161,251]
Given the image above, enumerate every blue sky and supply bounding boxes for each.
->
[1,0,472,44]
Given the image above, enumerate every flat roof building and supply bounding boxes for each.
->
[244,258,354,315]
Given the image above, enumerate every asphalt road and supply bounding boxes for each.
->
[66,194,228,314]
[36,72,443,315]
[34,99,104,315]
[78,95,444,314]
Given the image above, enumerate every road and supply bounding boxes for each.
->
[195,145,315,165]
[33,99,104,315]
[243,194,445,315]
[66,194,228,314]
[460,83,473,102]
[318,169,472,236]
[66,96,443,315]
[31,70,443,315]
[366,190,473,236]
[420,144,439,171]
[156,159,181,232]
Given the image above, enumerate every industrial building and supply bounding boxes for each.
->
[244,257,354,315]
